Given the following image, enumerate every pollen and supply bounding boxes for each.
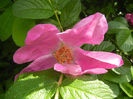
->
[54,46,73,64]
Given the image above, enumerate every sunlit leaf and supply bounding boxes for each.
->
[60,76,116,99]
[5,70,59,99]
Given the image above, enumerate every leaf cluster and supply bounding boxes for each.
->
[0,0,133,99]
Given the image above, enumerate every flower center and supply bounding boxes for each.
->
[54,45,73,64]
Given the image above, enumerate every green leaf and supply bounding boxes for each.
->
[108,21,128,34]
[13,0,54,19]
[114,17,128,26]
[0,7,14,41]
[82,44,94,51]
[60,0,81,28]
[116,90,130,99]
[12,18,35,46]
[60,76,116,99]
[126,4,133,12]
[99,70,131,83]
[116,29,133,52]
[51,0,71,10]
[5,70,59,99]
[119,82,133,98]
[83,41,115,52]
[101,80,120,98]
[92,41,115,52]
[0,0,10,9]
[39,18,59,29]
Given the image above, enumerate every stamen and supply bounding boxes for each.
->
[54,46,73,64]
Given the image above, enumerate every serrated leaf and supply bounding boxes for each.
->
[83,41,115,52]
[100,80,120,98]
[13,0,54,19]
[12,18,35,46]
[82,44,94,51]
[5,70,59,99]
[60,0,81,28]
[119,82,133,98]
[0,7,15,41]
[60,76,116,99]
[116,29,133,52]
[93,41,115,51]
[108,21,128,34]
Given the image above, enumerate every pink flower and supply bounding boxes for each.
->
[125,13,133,26]
[13,12,123,80]
[125,13,132,21]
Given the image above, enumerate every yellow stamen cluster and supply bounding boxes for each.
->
[54,46,72,64]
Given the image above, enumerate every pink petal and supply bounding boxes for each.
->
[25,24,60,45]
[13,24,60,64]
[82,68,108,74]
[13,42,59,64]
[73,48,123,71]
[54,63,82,75]
[58,12,108,47]
[15,54,57,81]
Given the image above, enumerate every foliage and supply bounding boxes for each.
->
[0,0,133,99]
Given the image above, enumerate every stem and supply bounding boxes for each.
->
[48,0,64,32]
[47,1,64,98]
[54,11,64,32]
[54,74,63,99]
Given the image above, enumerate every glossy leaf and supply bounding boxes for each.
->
[12,0,54,19]
[60,0,81,28]
[116,29,133,52]
[12,18,35,46]
[60,76,116,99]
[5,70,59,99]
